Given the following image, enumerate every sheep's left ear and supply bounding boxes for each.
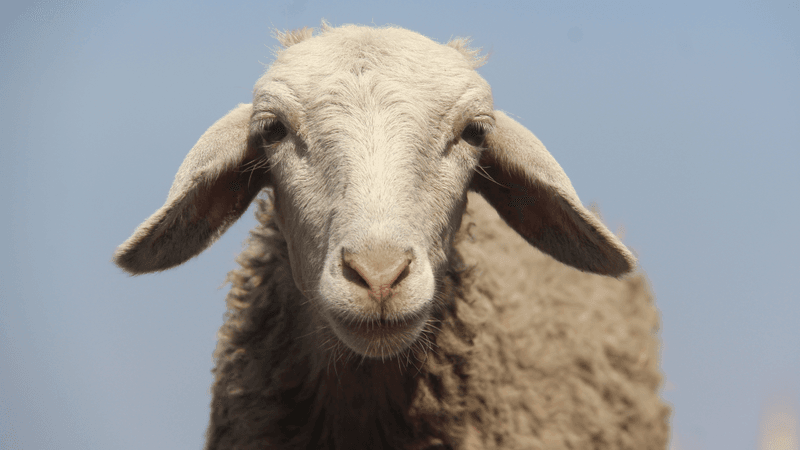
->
[469,110,635,276]
[114,103,270,274]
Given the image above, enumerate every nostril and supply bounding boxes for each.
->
[392,265,410,288]
[342,261,370,288]
[342,246,413,297]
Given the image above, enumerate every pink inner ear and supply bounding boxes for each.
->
[470,150,633,277]
[471,155,558,242]
[194,146,271,231]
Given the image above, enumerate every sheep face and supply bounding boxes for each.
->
[250,27,494,357]
[114,24,636,362]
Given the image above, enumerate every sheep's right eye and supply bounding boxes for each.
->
[460,122,488,147]
[260,120,288,144]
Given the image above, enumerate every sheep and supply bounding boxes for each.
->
[113,23,670,449]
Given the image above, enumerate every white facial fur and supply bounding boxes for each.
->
[251,26,494,357]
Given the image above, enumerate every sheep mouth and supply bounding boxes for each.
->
[329,313,428,358]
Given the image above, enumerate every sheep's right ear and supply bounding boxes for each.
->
[470,110,635,277]
[114,103,270,274]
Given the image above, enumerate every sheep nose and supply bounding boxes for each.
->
[342,246,412,301]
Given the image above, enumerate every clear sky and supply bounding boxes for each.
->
[1,1,798,449]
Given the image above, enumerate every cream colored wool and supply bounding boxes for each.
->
[114,23,670,449]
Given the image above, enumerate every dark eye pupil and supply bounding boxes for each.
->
[263,121,287,143]
[461,123,486,147]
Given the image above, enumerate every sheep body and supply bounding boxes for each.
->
[208,192,669,449]
[114,23,670,450]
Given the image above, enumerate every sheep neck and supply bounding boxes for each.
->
[207,197,477,449]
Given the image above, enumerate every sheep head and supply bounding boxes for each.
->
[114,24,635,359]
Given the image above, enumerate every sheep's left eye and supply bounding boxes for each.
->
[461,123,488,147]
[261,120,288,144]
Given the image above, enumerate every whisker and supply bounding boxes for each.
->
[473,163,505,187]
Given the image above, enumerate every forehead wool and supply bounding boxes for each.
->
[257,24,493,164]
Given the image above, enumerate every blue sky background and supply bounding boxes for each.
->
[1,1,798,449]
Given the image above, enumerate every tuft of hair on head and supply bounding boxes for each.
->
[446,37,488,69]
[270,20,335,59]
[275,20,337,48]
[273,26,315,49]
